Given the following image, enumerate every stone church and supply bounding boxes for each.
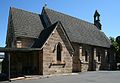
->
[2,6,114,76]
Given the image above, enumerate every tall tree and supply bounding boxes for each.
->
[110,37,120,62]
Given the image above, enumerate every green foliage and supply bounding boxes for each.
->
[110,37,119,52]
[110,37,120,62]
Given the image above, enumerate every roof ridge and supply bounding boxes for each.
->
[32,21,59,48]
[43,21,59,30]
[11,7,40,15]
[44,7,95,26]
[43,8,110,48]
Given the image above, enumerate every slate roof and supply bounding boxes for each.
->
[32,21,74,54]
[32,22,58,48]
[44,8,111,48]
[9,7,111,48]
[11,7,44,38]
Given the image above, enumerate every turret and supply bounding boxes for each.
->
[94,10,102,30]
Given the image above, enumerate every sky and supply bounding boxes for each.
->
[0,0,120,47]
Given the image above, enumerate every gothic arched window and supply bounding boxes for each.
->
[57,42,62,62]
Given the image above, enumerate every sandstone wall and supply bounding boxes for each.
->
[42,27,72,75]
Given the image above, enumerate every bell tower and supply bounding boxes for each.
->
[94,10,102,30]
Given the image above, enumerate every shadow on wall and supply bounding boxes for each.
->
[0,61,2,73]
[0,59,8,81]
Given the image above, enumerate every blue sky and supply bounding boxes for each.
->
[0,0,120,47]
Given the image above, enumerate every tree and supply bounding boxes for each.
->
[110,37,120,63]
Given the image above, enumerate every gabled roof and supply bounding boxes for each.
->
[10,7,44,38]
[32,22,58,48]
[94,10,100,17]
[8,7,111,48]
[32,21,74,54]
[43,8,111,48]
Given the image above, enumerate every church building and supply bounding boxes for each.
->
[2,6,113,77]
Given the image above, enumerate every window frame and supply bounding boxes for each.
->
[56,42,62,62]
[85,51,88,62]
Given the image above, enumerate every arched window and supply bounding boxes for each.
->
[85,51,88,62]
[57,42,62,62]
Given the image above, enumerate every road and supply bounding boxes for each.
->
[1,71,120,83]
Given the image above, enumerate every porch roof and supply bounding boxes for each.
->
[0,47,41,52]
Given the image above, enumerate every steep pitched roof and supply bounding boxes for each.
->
[10,7,44,38]
[32,22,58,48]
[9,7,111,48]
[32,21,74,54]
[43,8,111,48]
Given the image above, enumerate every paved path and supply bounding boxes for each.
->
[1,71,120,83]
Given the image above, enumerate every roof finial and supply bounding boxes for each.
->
[43,4,47,9]
[44,1,47,8]
[45,3,47,7]
[43,3,47,10]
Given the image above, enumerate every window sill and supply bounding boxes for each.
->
[49,61,66,68]
[51,61,66,65]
